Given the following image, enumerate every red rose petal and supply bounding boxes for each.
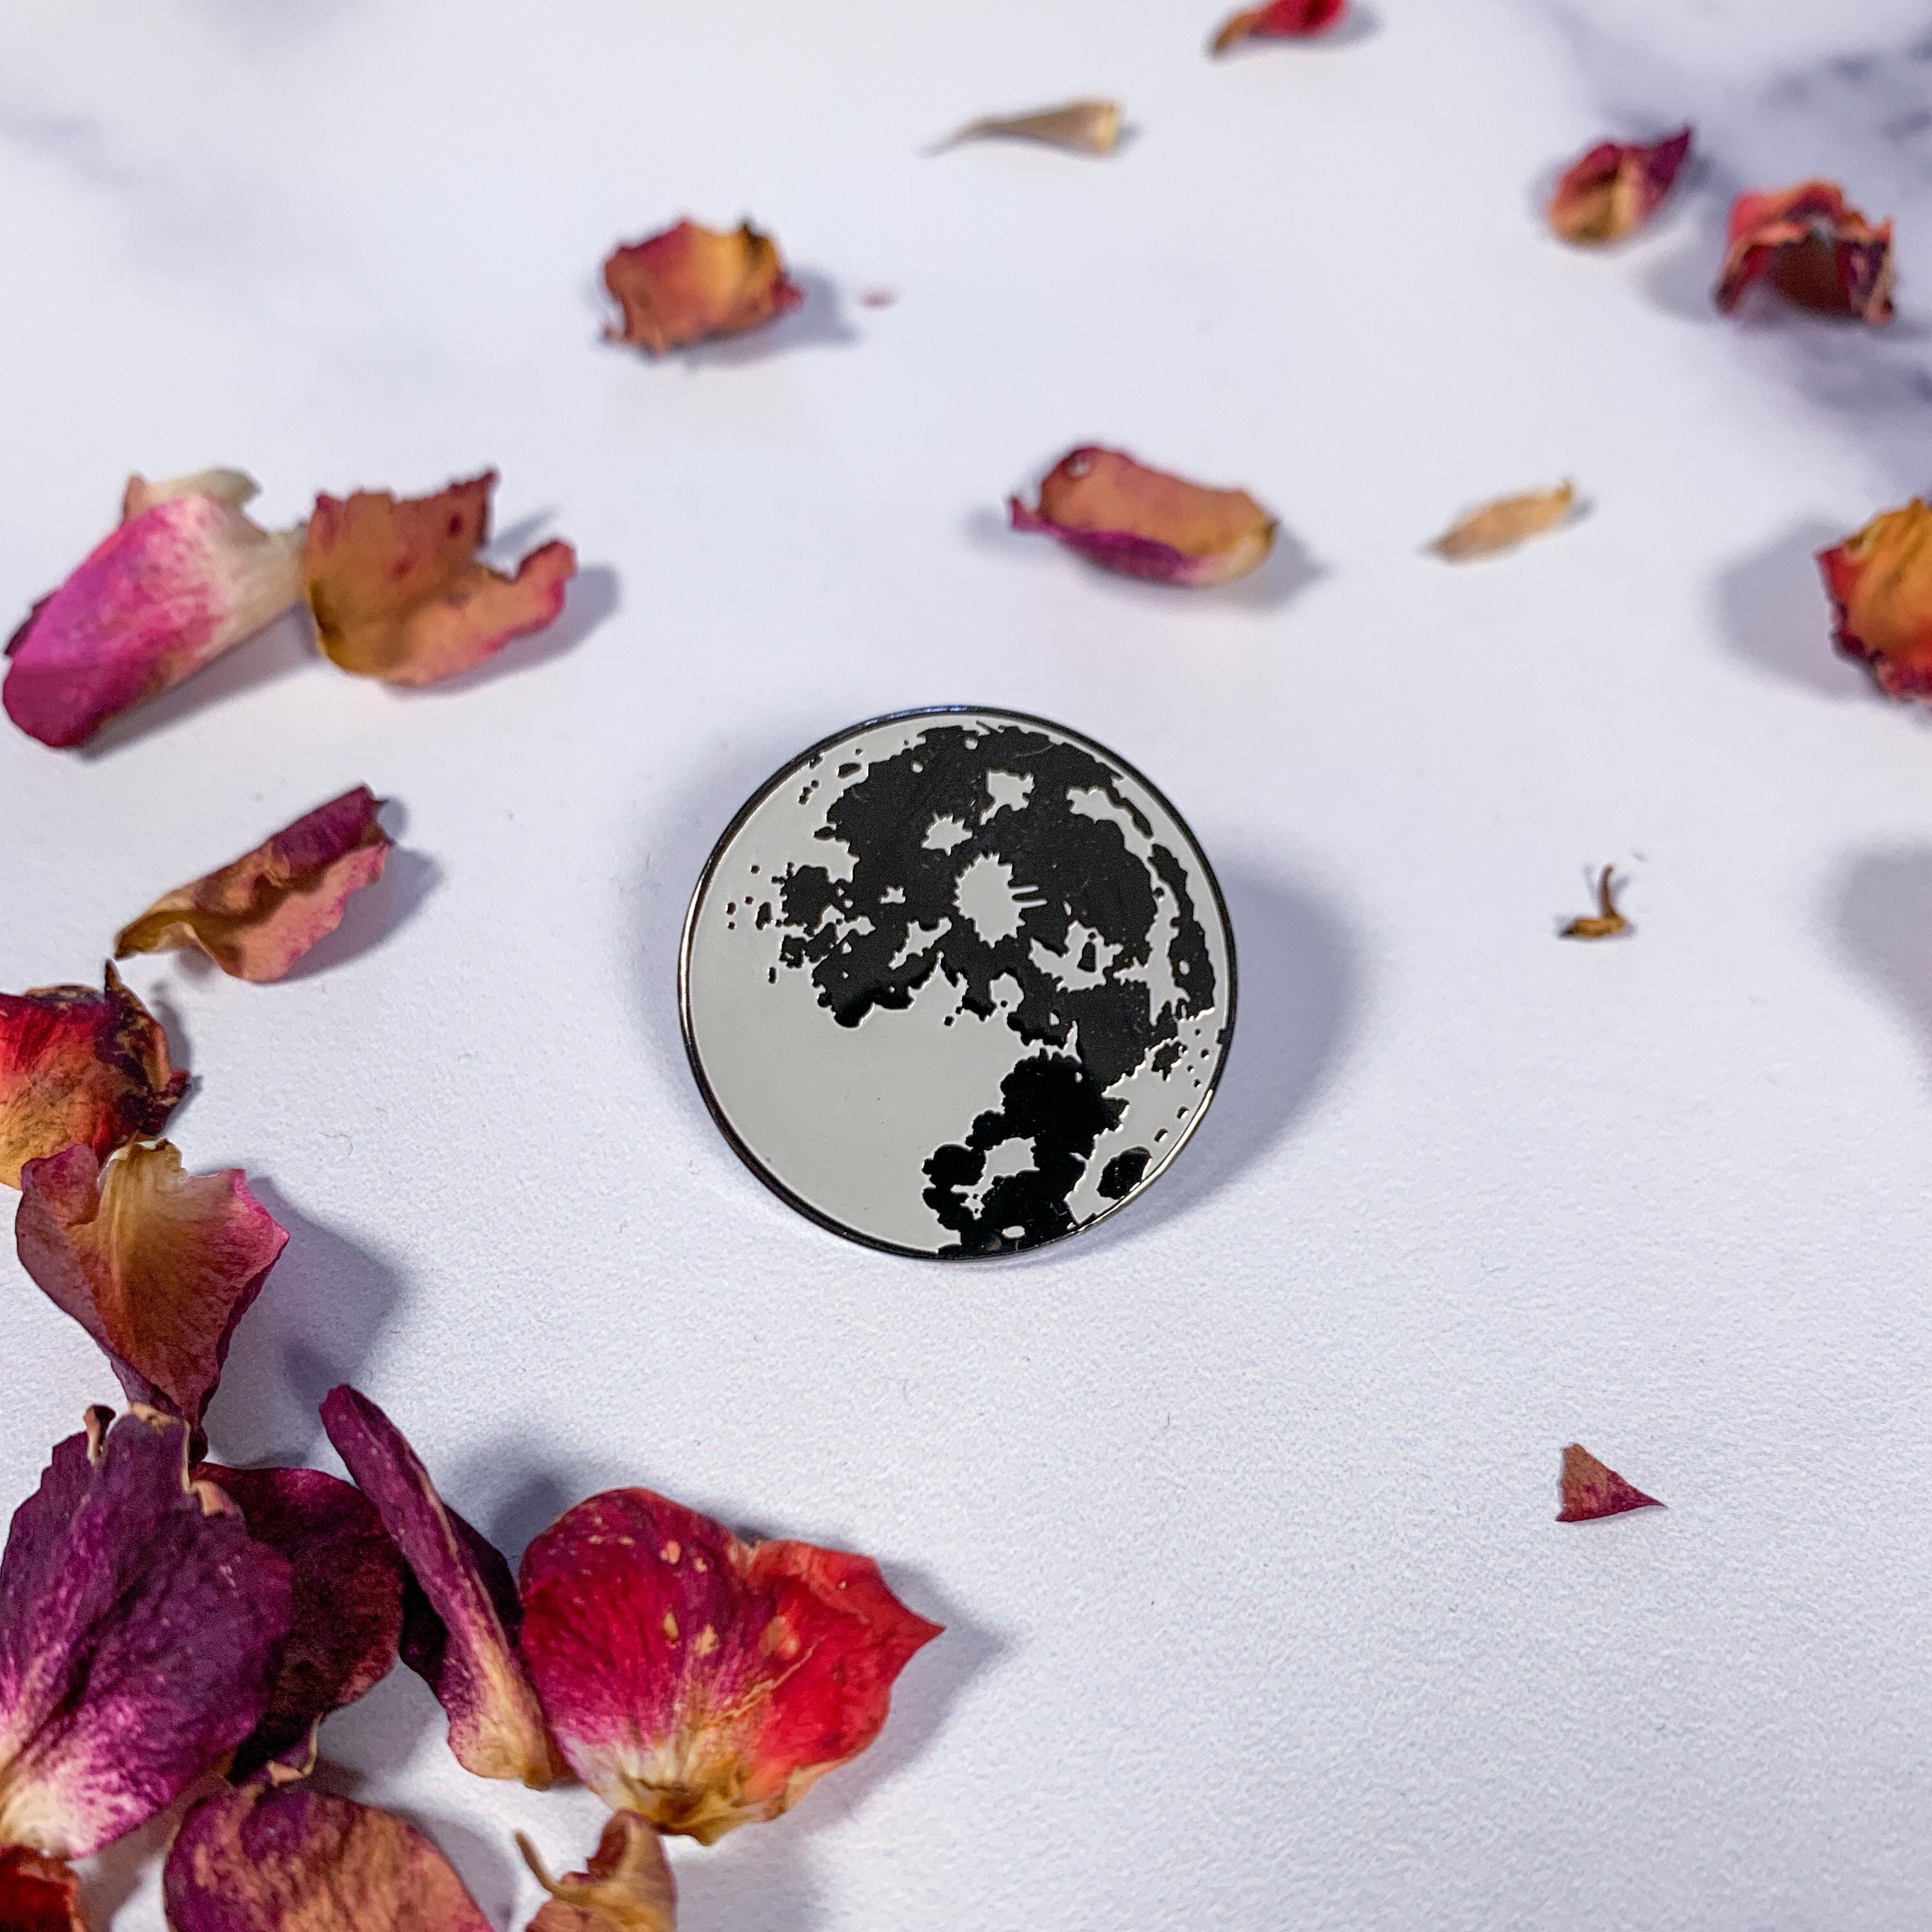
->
[521,1813,676,1932]
[602,219,804,354]
[518,1488,940,1843]
[1547,128,1692,244]
[1819,499,1932,699]
[1715,179,1894,324]
[0,964,187,1190]
[16,1141,288,1428]
[0,1847,87,1932]
[113,785,393,983]
[1210,0,1346,53]
[303,473,576,687]
[1557,1444,1664,1522]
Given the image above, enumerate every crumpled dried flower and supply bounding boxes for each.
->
[521,1814,677,1932]
[0,965,186,1190]
[1009,447,1276,587]
[16,1141,288,1428]
[1558,866,1631,940]
[1210,0,1345,54]
[0,1408,290,1861]
[197,1466,406,1780]
[1547,128,1692,245]
[1429,481,1577,561]
[1818,498,1932,699]
[932,101,1123,156]
[3,470,304,750]
[0,1845,87,1932]
[1714,180,1894,324]
[303,473,577,687]
[604,219,804,354]
[114,786,391,983]
[1557,1444,1662,1522]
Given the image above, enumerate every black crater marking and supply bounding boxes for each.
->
[764,723,1219,1255]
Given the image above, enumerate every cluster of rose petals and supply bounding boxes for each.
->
[303,473,578,688]
[1430,481,1576,561]
[114,785,393,983]
[1211,0,1345,54]
[1818,499,1932,700]
[2,471,305,750]
[0,966,186,1190]
[1557,1444,1663,1522]
[1547,128,1692,245]
[1009,447,1277,588]
[1715,180,1894,324]
[603,219,804,354]
[320,1387,940,1843]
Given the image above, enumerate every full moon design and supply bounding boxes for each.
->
[680,709,1235,1257]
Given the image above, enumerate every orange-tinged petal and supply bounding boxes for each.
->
[1211,0,1345,53]
[1547,128,1692,244]
[932,101,1123,156]
[520,1815,676,1932]
[602,219,804,354]
[1819,499,1932,699]
[1008,446,1276,587]
[1714,179,1893,324]
[114,786,391,983]
[0,1847,87,1931]
[1430,482,1577,561]
[303,473,576,687]
[0,965,186,1190]
[1557,1444,1663,1522]
[15,1141,288,1427]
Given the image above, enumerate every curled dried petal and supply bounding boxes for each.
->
[1548,128,1692,244]
[518,1489,941,1845]
[521,1814,676,1932]
[1558,865,1632,940]
[1558,1444,1663,1522]
[0,964,186,1189]
[303,473,576,687]
[0,1409,290,1859]
[114,786,392,983]
[1715,180,1894,324]
[1819,498,1932,700]
[0,1847,87,1932]
[197,1466,406,1780]
[602,219,804,354]
[1430,481,1577,561]
[932,101,1123,156]
[1211,0,1346,53]
[3,470,303,749]
[318,1387,558,1787]
[16,1141,288,1427]
[163,1784,492,1932]
[1008,447,1276,587]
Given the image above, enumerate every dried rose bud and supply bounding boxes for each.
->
[1819,499,1932,699]
[1715,180,1893,324]
[1009,447,1276,587]
[932,101,1123,156]
[604,219,804,354]
[303,473,576,687]
[0,965,186,1190]
[1211,0,1346,54]
[115,786,392,983]
[1548,128,1691,244]
[3,470,304,749]
[1558,1444,1662,1522]
[1430,481,1577,561]
[521,1814,676,1932]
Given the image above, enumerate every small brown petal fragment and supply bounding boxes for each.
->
[1715,180,1894,324]
[1558,866,1632,940]
[114,787,392,983]
[521,1815,677,1932]
[603,219,804,354]
[16,1141,288,1426]
[1211,0,1346,53]
[1819,499,1932,700]
[1557,1444,1663,1522]
[932,101,1123,156]
[0,965,186,1190]
[0,1847,87,1932]
[1548,128,1692,244]
[1430,482,1577,561]
[303,473,577,687]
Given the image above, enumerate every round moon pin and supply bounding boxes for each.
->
[680,708,1235,1258]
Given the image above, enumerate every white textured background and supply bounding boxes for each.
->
[5,1,1932,1926]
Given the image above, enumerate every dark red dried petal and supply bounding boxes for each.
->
[1557,1444,1664,1522]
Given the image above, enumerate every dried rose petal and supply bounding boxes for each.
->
[518,1489,941,1845]
[1715,180,1894,324]
[318,1387,557,1787]
[0,1847,87,1932]
[602,220,804,354]
[0,964,186,1190]
[3,470,303,749]
[1548,128,1692,244]
[0,1408,290,1859]
[113,787,391,983]
[197,1466,406,1780]
[933,101,1123,156]
[163,1784,491,1932]
[1008,447,1276,587]
[1558,865,1632,940]
[16,1141,288,1427]
[521,1814,676,1932]
[1210,0,1346,53]
[1430,481,1577,561]
[303,474,576,687]
[1819,499,1932,699]
[1557,1444,1663,1522]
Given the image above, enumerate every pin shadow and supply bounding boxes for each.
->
[1711,520,1873,701]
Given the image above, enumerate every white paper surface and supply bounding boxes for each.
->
[5,1,1932,1925]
